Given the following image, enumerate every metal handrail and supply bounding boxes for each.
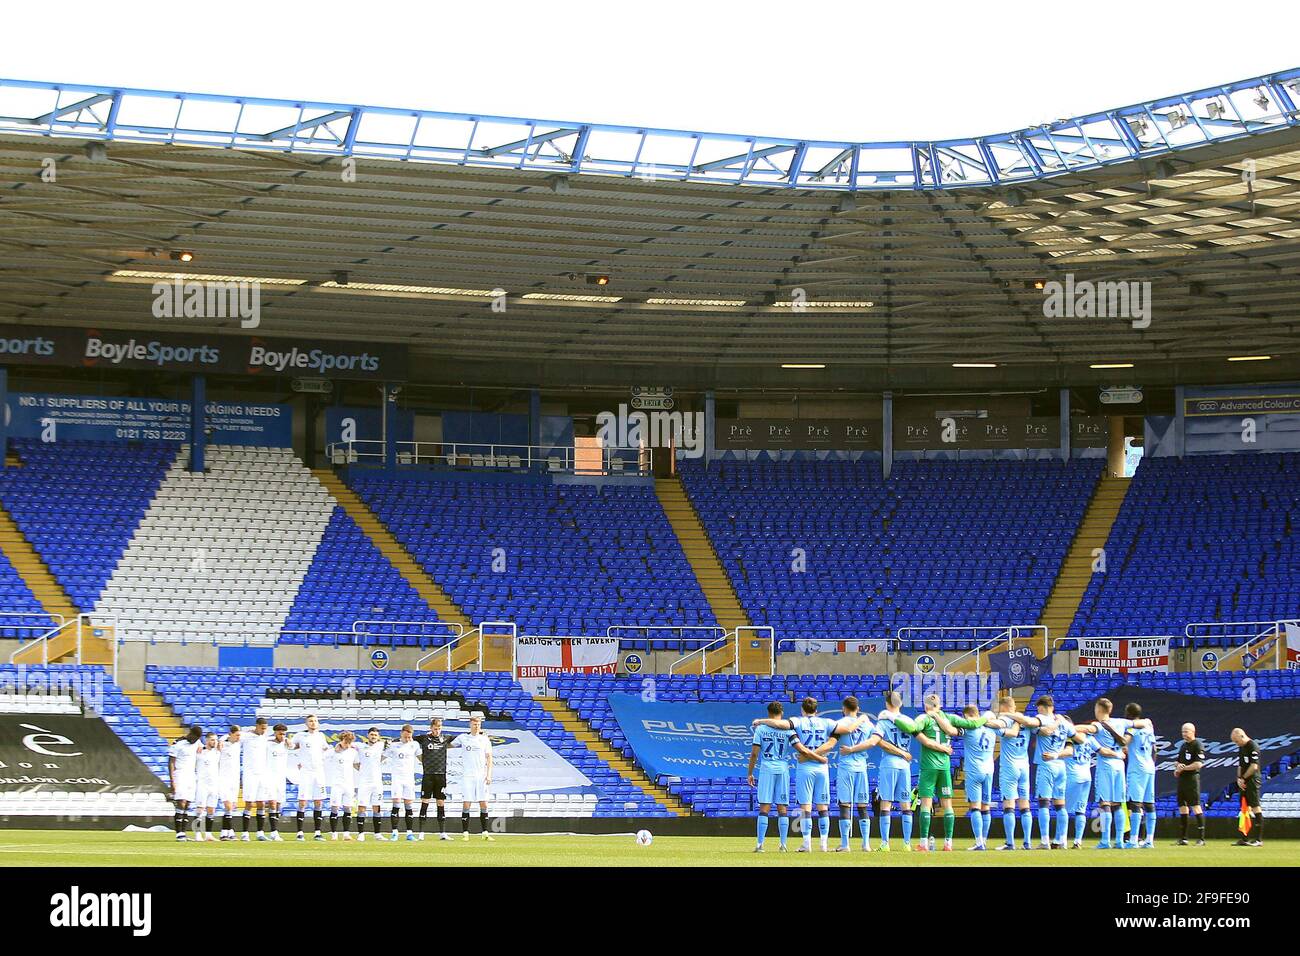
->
[6,612,69,664]
[325,440,650,476]
[606,624,727,659]
[669,632,734,675]
[1187,619,1296,670]
[891,625,1047,675]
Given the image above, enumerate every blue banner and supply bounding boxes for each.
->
[607,693,921,780]
[989,646,1053,690]
[7,392,292,446]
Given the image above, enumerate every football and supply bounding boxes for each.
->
[635,829,653,847]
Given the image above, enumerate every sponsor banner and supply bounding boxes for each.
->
[0,324,407,381]
[1287,623,1300,671]
[789,639,886,655]
[289,719,593,795]
[1072,416,1110,448]
[7,392,292,446]
[0,713,167,794]
[606,694,921,780]
[1184,394,1300,417]
[1077,637,1170,674]
[1066,688,1300,799]
[514,636,619,695]
[894,416,1061,450]
[714,418,880,451]
[989,646,1053,689]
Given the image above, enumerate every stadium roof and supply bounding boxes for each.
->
[1,71,1299,391]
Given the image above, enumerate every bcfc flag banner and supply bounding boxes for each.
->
[989,646,1053,689]
[0,713,167,794]
[514,636,618,695]
[1066,688,1300,798]
[1077,637,1170,674]
[8,393,292,447]
[606,694,921,781]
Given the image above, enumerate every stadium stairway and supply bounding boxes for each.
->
[0,502,110,665]
[537,696,691,817]
[125,687,187,745]
[312,468,475,665]
[654,477,753,674]
[1039,474,1130,640]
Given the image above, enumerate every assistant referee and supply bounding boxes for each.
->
[1231,727,1264,847]
[414,717,454,840]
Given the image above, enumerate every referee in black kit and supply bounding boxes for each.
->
[415,717,454,841]
[1174,722,1206,845]
[1232,727,1264,847]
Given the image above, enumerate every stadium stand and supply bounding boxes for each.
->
[144,666,675,817]
[0,439,174,613]
[346,473,716,642]
[95,446,333,643]
[1071,453,1300,640]
[678,458,1102,647]
[280,507,445,645]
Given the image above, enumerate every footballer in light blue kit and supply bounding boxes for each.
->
[1004,694,1073,849]
[957,703,998,850]
[830,696,880,852]
[992,696,1033,850]
[747,701,796,852]
[1066,728,1101,848]
[868,690,924,852]
[752,697,840,852]
[1081,697,1131,849]
[1122,702,1158,849]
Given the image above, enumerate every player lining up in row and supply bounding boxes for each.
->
[747,691,1264,852]
[167,714,494,843]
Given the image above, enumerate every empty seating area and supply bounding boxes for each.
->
[680,458,1101,647]
[146,666,673,817]
[0,439,174,612]
[0,551,53,638]
[280,508,444,644]
[348,474,715,638]
[1072,453,1300,639]
[95,446,334,643]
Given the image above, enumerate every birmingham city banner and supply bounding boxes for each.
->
[1077,637,1170,674]
[607,694,922,781]
[514,636,619,695]
[0,713,167,794]
[292,719,594,796]
[1066,688,1300,799]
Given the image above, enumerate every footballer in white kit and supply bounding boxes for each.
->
[194,732,222,841]
[240,717,271,840]
[386,725,421,841]
[290,714,331,841]
[262,723,290,840]
[354,728,387,840]
[217,725,243,841]
[326,731,360,840]
[453,714,494,842]
[167,725,204,841]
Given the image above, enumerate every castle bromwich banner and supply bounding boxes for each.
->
[1066,687,1300,799]
[514,636,618,695]
[0,713,167,794]
[1077,637,1170,674]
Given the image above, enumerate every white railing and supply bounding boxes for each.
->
[324,440,652,476]
[890,625,1048,675]
[775,631,892,656]
[1185,619,1297,670]
[415,621,516,671]
[606,624,727,658]
[6,612,68,664]
[8,614,119,683]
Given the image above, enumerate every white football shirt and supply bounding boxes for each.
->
[455,732,492,779]
[241,731,269,776]
[386,740,420,783]
[219,738,241,783]
[356,740,385,785]
[292,730,329,776]
[196,747,221,786]
[169,739,201,779]
[326,745,358,789]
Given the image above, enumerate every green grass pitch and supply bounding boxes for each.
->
[0,831,1295,867]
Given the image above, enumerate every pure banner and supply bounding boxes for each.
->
[296,719,594,797]
[8,393,292,447]
[1077,637,1170,674]
[514,636,619,696]
[1065,688,1300,799]
[607,694,920,781]
[0,713,167,794]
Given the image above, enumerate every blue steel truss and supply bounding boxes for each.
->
[0,70,1297,192]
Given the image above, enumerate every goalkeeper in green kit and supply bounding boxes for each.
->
[911,694,999,851]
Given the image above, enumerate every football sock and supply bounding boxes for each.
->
[1020,809,1033,844]
[900,810,913,844]
[313,809,322,833]
[437,804,446,833]
[1180,814,1189,839]
[918,808,931,844]
[222,812,232,834]
[879,810,893,843]
[462,810,470,834]
[1038,805,1050,841]
[296,810,305,833]
[969,809,983,843]
[1055,807,1068,845]
[1003,809,1016,844]
[943,812,955,842]
[405,807,415,832]
[479,811,489,834]
[777,815,789,846]
[1099,807,1113,844]
[838,814,850,848]
[1074,812,1086,843]
[1194,813,1205,840]
[390,806,400,832]
[756,815,769,846]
